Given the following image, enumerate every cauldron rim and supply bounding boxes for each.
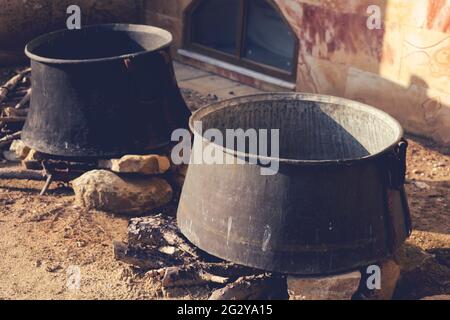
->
[190,92,404,166]
[24,23,173,65]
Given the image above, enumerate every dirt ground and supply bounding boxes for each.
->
[0,67,449,300]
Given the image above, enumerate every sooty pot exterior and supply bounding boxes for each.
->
[177,94,412,275]
[22,24,190,158]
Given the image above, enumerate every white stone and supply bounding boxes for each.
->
[99,154,171,175]
[2,150,20,162]
[72,170,173,216]
[9,140,30,160]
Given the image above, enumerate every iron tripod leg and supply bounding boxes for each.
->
[40,174,53,196]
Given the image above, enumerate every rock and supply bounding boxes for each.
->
[428,248,450,268]
[421,295,450,300]
[22,149,43,170]
[99,154,171,175]
[9,140,30,160]
[72,170,173,215]
[288,271,361,300]
[2,150,20,162]
[394,244,450,299]
[395,244,435,273]
[414,181,431,190]
[357,260,401,300]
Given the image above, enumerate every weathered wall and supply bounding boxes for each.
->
[148,0,450,146]
[278,0,450,146]
[0,0,143,65]
[143,0,191,49]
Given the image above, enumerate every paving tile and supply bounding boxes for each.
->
[173,61,210,81]
[178,75,242,96]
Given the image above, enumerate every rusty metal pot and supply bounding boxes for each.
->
[177,93,412,275]
[22,24,190,158]
[0,0,142,65]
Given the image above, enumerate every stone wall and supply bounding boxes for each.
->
[0,0,143,65]
[144,0,450,147]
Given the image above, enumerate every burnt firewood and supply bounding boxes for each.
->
[113,241,178,270]
[0,117,26,124]
[14,89,31,110]
[0,166,45,181]
[0,69,31,105]
[209,274,288,300]
[161,265,207,288]
[0,132,21,148]
[128,215,201,260]
[3,107,28,117]
[159,264,229,288]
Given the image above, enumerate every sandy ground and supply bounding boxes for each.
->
[0,134,448,300]
[0,67,449,300]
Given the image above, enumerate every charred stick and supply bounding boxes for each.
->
[0,68,31,104]
[2,107,28,117]
[14,89,31,109]
[0,117,26,123]
[161,265,229,288]
[8,88,30,98]
[0,166,45,181]
[0,131,21,148]
[113,241,172,270]
[40,174,54,196]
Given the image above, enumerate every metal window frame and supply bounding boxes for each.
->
[183,0,299,82]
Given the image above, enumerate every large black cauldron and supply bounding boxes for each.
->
[23,24,190,158]
[178,93,412,275]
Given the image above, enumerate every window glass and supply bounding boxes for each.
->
[243,0,296,71]
[191,0,239,55]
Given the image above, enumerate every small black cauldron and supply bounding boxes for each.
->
[23,24,190,158]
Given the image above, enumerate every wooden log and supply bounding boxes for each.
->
[128,215,201,260]
[3,107,28,117]
[0,166,45,181]
[113,241,178,270]
[0,132,21,148]
[0,117,26,123]
[162,265,207,288]
[14,89,31,109]
[161,265,229,288]
[0,69,31,104]
[8,88,29,98]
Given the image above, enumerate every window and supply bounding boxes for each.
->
[185,0,298,81]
